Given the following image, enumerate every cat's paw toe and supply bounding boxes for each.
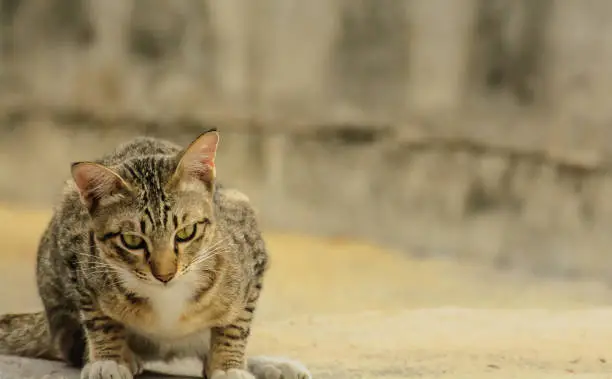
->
[81,360,133,379]
[129,356,144,375]
[211,369,256,379]
[249,356,312,379]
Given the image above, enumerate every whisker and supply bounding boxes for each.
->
[183,245,227,274]
[190,241,227,264]
[192,249,224,266]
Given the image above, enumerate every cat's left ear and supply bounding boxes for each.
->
[71,162,132,211]
[171,129,219,190]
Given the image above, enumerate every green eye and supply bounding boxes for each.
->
[120,233,145,250]
[175,224,197,243]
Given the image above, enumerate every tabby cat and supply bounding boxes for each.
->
[0,130,310,379]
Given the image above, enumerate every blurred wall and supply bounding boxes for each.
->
[1,0,612,280]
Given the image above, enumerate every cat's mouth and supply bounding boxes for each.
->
[118,266,185,290]
[147,268,189,287]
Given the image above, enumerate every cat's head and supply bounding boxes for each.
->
[71,129,221,286]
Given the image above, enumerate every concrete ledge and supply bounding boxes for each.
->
[0,357,203,378]
[0,357,79,379]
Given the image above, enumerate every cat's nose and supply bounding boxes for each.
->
[153,271,175,283]
[150,254,177,284]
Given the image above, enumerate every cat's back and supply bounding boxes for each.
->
[97,136,181,166]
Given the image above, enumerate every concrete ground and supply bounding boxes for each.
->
[1,204,612,378]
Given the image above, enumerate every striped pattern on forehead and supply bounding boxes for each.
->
[120,155,177,230]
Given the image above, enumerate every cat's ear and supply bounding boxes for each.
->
[171,129,219,189]
[71,162,131,211]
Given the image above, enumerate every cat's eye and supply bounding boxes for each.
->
[175,224,197,243]
[120,233,146,250]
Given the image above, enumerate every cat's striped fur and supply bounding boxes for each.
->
[0,130,310,379]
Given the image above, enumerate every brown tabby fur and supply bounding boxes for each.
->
[0,130,310,379]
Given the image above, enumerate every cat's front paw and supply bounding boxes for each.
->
[81,360,133,379]
[210,369,256,379]
[248,356,312,379]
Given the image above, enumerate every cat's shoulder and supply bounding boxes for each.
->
[217,186,251,204]
[214,185,258,220]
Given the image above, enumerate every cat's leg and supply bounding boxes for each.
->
[205,274,262,379]
[47,309,86,366]
[247,356,312,379]
[79,305,141,379]
[205,323,255,379]
[39,284,87,366]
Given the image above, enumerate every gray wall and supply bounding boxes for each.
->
[2,0,612,281]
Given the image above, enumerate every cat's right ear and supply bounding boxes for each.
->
[170,129,219,191]
[71,162,131,211]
